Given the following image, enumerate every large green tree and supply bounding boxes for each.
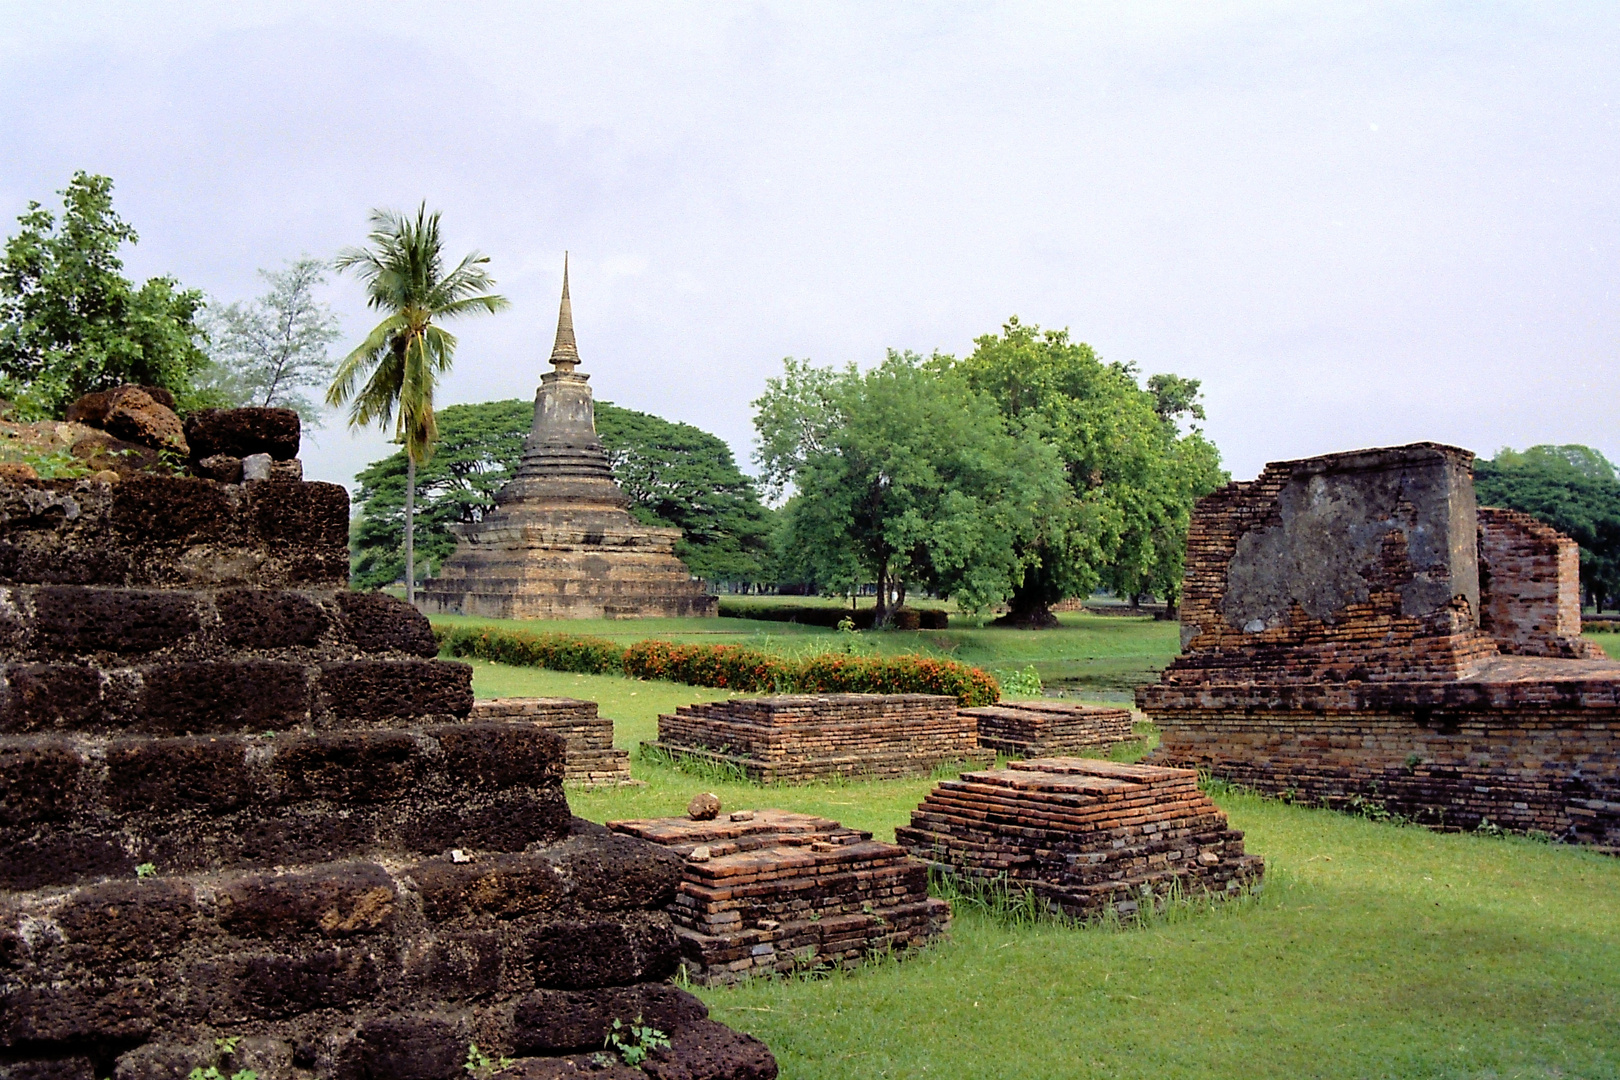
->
[0,171,216,417]
[947,318,1226,624]
[351,398,774,589]
[328,205,508,604]
[754,350,1068,624]
[1475,444,1620,610]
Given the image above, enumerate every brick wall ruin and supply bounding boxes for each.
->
[961,701,1136,758]
[650,694,988,782]
[609,809,948,985]
[0,457,774,1079]
[1140,442,1620,848]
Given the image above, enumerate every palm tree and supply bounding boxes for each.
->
[328,204,508,603]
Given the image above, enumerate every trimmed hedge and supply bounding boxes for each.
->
[718,599,949,630]
[437,624,999,707]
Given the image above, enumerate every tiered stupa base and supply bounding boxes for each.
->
[470,696,638,787]
[898,758,1263,919]
[610,809,949,985]
[961,701,1137,758]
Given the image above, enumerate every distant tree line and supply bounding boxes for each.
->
[1475,444,1620,612]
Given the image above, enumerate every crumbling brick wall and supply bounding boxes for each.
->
[1478,507,1605,660]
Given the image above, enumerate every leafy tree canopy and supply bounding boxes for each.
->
[351,398,774,589]
[202,257,342,422]
[0,171,217,417]
[945,317,1226,621]
[1475,444,1620,607]
[754,350,1069,621]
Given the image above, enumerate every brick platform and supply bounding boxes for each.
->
[609,809,949,985]
[897,758,1262,919]
[649,694,989,781]
[962,700,1136,757]
[1139,442,1620,849]
[471,697,638,787]
[0,469,774,1080]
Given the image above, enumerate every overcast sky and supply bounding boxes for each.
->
[3,2,1615,489]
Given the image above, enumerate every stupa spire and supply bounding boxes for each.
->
[549,253,580,371]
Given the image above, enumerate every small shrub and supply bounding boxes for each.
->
[463,1043,514,1078]
[606,1015,670,1067]
[439,625,625,674]
[995,665,1043,698]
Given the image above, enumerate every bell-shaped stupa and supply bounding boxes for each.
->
[417,258,717,618]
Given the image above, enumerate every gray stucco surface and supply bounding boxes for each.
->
[1220,448,1478,631]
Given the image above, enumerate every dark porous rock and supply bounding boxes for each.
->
[112,476,230,544]
[0,664,105,732]
[139,660,309,733]
[0,833,131,891]
[103,387,187,456]
[641,1019,779,1080]
[491,1057,645,1080]
[69,430,162,476]
[410,851,571,922]
[112,1041,209,1080]
[33,586,199,655]
[339,1013,464,1080]
[0,1058,97,1080]
[218,862,396,938]
[269,459,302,482]
[216,588,328,649]
[512,984,708,1054]
[403,930,502,998]
[547,821,687,912]
[403,789,573,854]
[184,408,300,462]
[191,454,243,483]
[64,390,116,428]
[2,977,158,1044]
[529,912,680,990]
[53,878,198,961]
[338,590,439,657]
[229,947,381,1019]
[247,481,348,547]
[0,740,85,826]
[431,722,566,789]
[273,730,423,802]
[318,659,473,722]
[105,735,251,812]
[138,386,176,410]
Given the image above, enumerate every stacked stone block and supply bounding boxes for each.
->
[609,809,949,985]
[649,694,989,781]
[897,758,1263,919]
[470,697,636,787]
[0,471,774,1080]
[1140,441,1620,847]
[962,701,1136,758]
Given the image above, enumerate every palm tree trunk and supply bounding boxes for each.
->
[405,453,416,605]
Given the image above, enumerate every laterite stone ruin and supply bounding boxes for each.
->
[469,697,636,788]
[960,700,1136,758]
[609,809,948,985]
[649,694,988,782]
[0,434,774,1078]
[898,758,1262,918]
[1139,442,1620,848]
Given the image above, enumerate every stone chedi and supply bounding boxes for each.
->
[1139,441,1620,848]
[0,456,774,1078]
[417,262,716,620]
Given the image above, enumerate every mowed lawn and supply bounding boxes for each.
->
[465,657,1620,1080]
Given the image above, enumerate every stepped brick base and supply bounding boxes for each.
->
[471,697,638,787]
[609,809,949,985]
[962,701,1136,757]
[897,758,1262,919]
[649,694,989,782]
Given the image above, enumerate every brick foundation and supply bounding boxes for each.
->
[471,697,637,787]
[609,809,949,985]
[962,700,1136,757]
[897,758,1262,919]
[649,694,989,781]
[1139,441,1620,850]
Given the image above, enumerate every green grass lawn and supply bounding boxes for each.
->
[463,658,1620,1078]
